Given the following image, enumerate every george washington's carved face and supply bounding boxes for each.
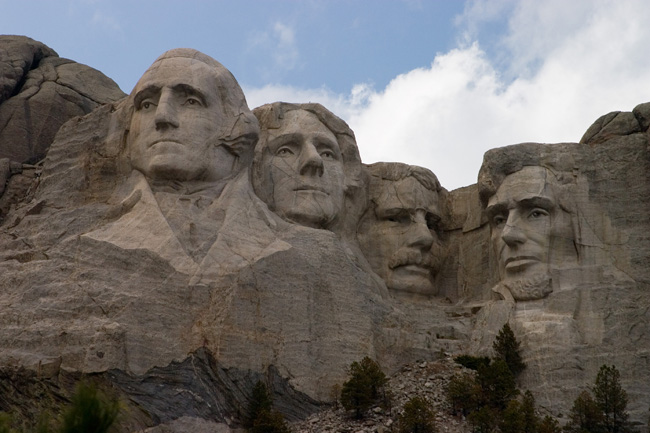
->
[127,57,235,182]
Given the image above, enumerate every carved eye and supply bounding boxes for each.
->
[426,215,439,231]
[493,215,507,227]
[141,101,155,110]
[320,150,335,159]
[185,97,202,106]
[528,209,549,219]
[276,147,294,156]
[387,212,410,224]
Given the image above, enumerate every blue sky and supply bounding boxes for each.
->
[3,0,650,190]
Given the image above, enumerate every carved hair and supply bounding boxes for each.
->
[364,162,441,195]
[477,142,577,209]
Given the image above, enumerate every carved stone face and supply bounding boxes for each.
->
[261,109,345,228]
[127,57,235,182]
[358,176,441,296]
[486,166,576,300]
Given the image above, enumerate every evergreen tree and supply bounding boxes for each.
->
[58,382,120,433]
[521,390,540,433]
[476,359,518,410]
[251,409,290,433]
[468,406,498,433]
[593,365,631,433]
[563,390,605,433]
[246,381,273,428]
[538,415,561,433]
[399,396,437,433]
[246,381,289,433]
[453,355,491,371]
[499,399,526,433]
[446,372,480,416]
[340,357,387,419]
[493,323,526,377]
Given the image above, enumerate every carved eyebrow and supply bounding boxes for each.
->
[517,196,555,210]
[375,206,410,219]
[172,83,208,106]
[267,133,302,152]
[486,202,508,218]
[133,85,161,108]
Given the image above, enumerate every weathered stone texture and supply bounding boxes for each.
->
[0,35,125,164]
[1,41,650,429]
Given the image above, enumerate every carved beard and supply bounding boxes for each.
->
[503,272,553,301]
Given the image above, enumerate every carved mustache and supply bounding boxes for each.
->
[388,250,434,270]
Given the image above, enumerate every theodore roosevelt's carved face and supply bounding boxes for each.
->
[358,175,442,296]
[127,56,235,182]
[260,109,345,228]
[486,166,576,300]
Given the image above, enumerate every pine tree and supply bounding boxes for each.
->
[476,359,518,410]
[59,382,120,433]
[493,323,526,377]
[521,390,540,433]
[500,399,526,433]
[564,390,605,433]
[399,396,437,433]
[246,381,273,427]
[246,381,290,433]
[468,406,498,433]
[340,357,387,419]
[538,415,561,433]
[593,365,631,433]
[446,372,480,416]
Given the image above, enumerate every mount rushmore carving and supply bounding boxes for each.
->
[0,38,649,430]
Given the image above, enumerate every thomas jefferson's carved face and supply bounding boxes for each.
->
[127,57,235,182]
[486,166,576,300]
[358,177,441,296]
[261,110,345,228]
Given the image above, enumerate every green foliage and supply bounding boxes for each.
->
[564,390,606,433]
[398,396,437,433]
[245,381,290,433]
[446,372,479,416]
[250,409,290,433]
[593,365,631,433]
[468,406,498,433]
[58,382,120,433]
[453,355,491,371]
[0,413,15,433]
[521,390,540,433]
[340,357,387,419]
[247,381,274,427]
[476,359,518,410]
[499,399,526,433]
[492,323,526,377]
[538,415,561,433]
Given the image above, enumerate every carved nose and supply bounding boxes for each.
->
[155,93,179,130]
[408,215,434,249]
[299,144,324,177]
[501,215,527,246]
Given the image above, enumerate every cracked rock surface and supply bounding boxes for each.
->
[0,35,125,164]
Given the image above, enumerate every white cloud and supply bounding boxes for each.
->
[245,0,650,191]
[246,21,299,80]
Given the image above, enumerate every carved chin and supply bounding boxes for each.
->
[503,273,553,301]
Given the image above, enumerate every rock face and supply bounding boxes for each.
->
[1,40,649,430]
[0,35,125,164]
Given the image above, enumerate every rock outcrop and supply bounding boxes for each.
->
[0,35,125,164]
[0,39,649,431]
